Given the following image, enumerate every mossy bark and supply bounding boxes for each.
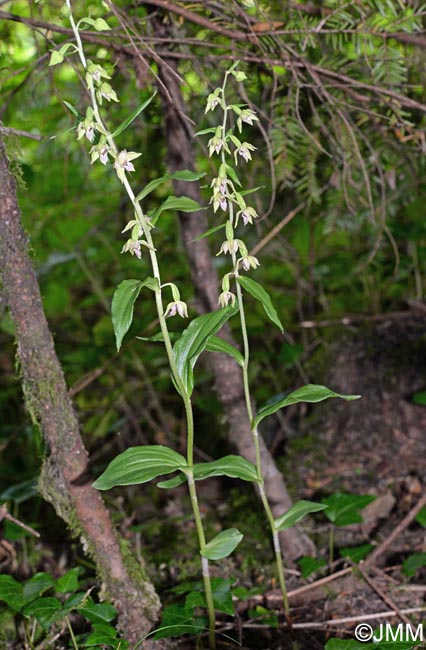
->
[0,135,162,647]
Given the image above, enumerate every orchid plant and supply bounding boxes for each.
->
[51,3,360,647]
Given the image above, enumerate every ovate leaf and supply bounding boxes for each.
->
[297,556,327,579]
[274,500,328,531]
[236,276,284,332]
[49,50,64,66]
[93,446,187,490]
[93,18,111,31]
[173,305,237,396]
[205,335,244,366]
[254,384,360,427]
[193,456,258,482]
[322,492,376,527]
[111,277,158,350]
[201,528,243,561]
[339,544,373,563]
[402,552,426,577]
[111,93,156,137]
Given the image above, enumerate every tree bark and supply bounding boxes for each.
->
[149,36,315,561]
[0,135,162,647]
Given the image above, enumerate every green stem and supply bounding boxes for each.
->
[219,72,291,622]
[66,616,79,650]
[66,4,215,646]
[329,524,335,569]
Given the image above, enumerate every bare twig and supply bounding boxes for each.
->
[365,493,426,568]
[0,504,40,537]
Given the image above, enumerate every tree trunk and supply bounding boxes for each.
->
[149,36,315,561]
[0,135,163,647]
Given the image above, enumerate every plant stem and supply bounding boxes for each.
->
[66,616,79,650]
[329,524,335,569]
[218,73,290,620]
[65,3,215,646]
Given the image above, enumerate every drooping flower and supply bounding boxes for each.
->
[218,291,236,308]
[234,141,257,164]
[164,301,188,318]
[239,255,260,272]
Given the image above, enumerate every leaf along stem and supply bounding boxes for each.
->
[65,3,216,646]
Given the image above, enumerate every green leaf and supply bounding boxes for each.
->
[84,623,128,649]
[111,93,156,138]
[184,578,234,616]
[322,492,376,527]
[205,335,244,366]
[188,223,225,244]
[56,567,80,594]
[157,473,187,489]
[402,551,426,577]
[111,277,158,351]
[93,17,111,31]
[297,556,327,579]
[79,599,117,623]
[0,477,37,503]
[193,456,258,482]
[150,196,203,225]
[415,506,426,528]
[0,575,24,611]
[236,276,284,332]
[325,641,367,650]
[412,390,426,406]
[339,544,373,563]
[22,597,62,630]
[23,573,55,605]
[173,305,238,396]
[194,127,217,136]
[62,100,80,118]
[49,50,64,66]
[153,603,205,639]
[135,171,205,203]
[201,528,243,560]
[93,445,187,490]
[274,500,328,531]
[254,384,361,428]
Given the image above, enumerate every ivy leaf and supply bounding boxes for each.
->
[205,335,244,366]
[153,603,205,639]
[173,305,238,396]
[111,277,158,351]
[253,384,360,428]
[193,456,258,482]
[56,568,80,594]
[22,573,55,606]
[111,93,156,138]
[236,276,284,332]
[0,575,23,611]
[274,500,328,531]
[201,528,243,560]
[150,196,203,225]
[322,492,376,527]
[84,623,128,649]
[78,598,117,623]
[22,597,62,630]
[93,446,187,490]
